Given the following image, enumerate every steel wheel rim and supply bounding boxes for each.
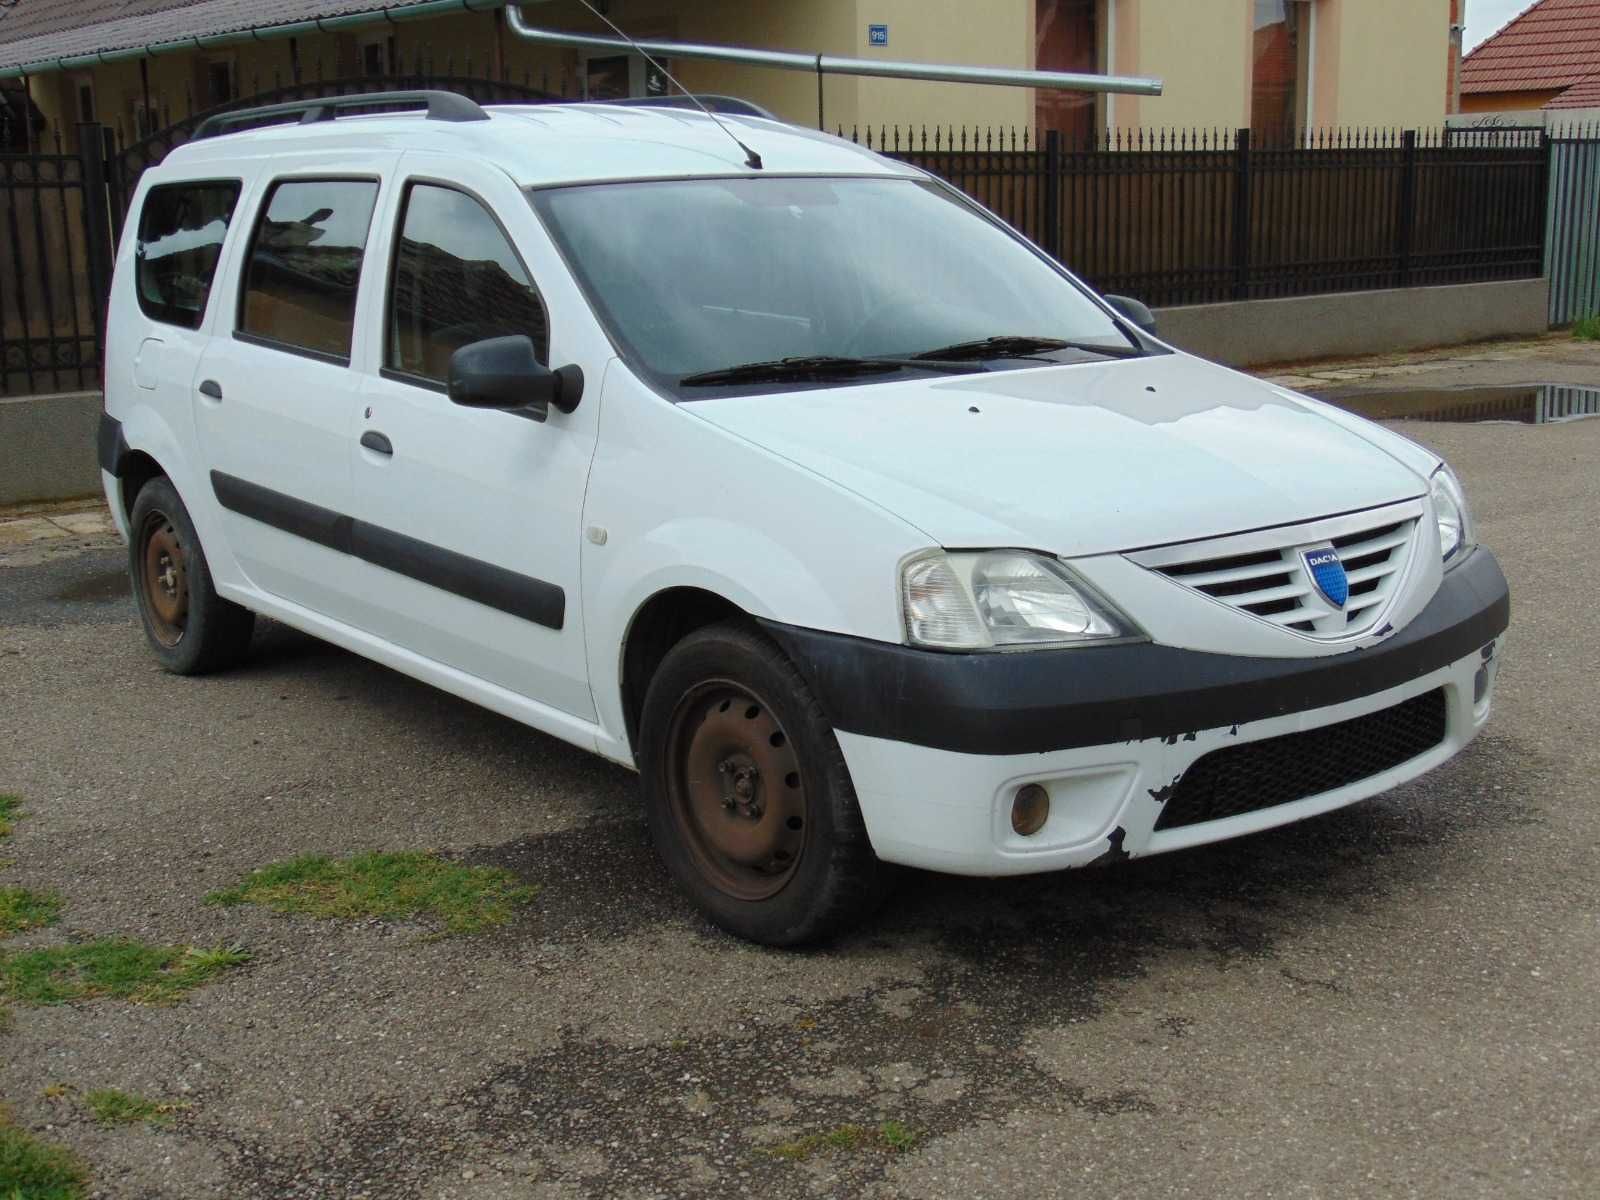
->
[665,680,809,902]
[139,509,189,648]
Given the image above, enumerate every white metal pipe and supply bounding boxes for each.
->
[505,5,1163,97]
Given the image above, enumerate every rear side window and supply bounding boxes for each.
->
[385,183,549,385]
[134,181,240,329]
[238,178,380,362]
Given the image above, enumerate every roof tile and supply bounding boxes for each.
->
[1461,0,1600,95]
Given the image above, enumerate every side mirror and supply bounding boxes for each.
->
[1104,294,1158,335]
[447,335,584,422]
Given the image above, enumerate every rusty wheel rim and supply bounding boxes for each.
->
[665,681,809,902]
[139,510,189,648]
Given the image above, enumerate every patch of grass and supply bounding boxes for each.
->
[0,889,63,939]
[206,851,536,935]
[0,941,249,1007]
[0,1106,88,1200]
[765,1120,921,1162]
[80,1090,186,1128]
[0,795,20,842]
[1573,314,1600,341]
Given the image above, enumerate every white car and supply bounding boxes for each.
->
[99,92,1509,945]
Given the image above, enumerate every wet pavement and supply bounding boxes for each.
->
[2,347,1599,1198]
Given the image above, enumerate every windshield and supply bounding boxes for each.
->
[530,177,1140,396]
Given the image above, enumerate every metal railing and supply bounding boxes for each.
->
[850,125,1552,309]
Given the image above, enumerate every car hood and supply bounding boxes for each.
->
[685,353,1430,557]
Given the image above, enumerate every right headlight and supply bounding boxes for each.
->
[1430,463,1474,566]
[900,549,1141,650]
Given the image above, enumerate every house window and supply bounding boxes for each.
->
[206,60,236,107]
[361,36,396,77]
[1252,0,1309,144]
[1036,0,1098,141]
[76,81,96,124]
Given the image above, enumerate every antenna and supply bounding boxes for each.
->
[570,0,764,170]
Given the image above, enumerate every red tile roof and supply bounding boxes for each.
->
[1461,0,1600,95]
[1546,68,1600,106]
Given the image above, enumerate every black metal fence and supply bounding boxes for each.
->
[0,137,110,396]
[847,126,1552,309]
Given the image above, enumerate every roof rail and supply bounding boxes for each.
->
[595,95,780,121]
[193,90,489,141]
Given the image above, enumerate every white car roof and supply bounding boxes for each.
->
[160,102,920,188]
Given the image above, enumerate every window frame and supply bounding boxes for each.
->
[233,173,382,368]
[133,177,243,331]
[379,176,552,395]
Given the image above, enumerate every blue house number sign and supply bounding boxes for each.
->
[868,24,889,46]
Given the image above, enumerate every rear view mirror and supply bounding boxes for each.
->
[1104,294,1158,335]
[447,335,584,422]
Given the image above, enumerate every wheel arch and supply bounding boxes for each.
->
[620,586,750,756]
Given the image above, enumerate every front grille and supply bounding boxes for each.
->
[1154,689,1448,831]
[1133,507,1421,639]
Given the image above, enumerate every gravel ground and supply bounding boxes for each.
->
[2,342,1598,1198]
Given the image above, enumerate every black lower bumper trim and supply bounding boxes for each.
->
[760,547,1509,756]
[97,412,126,476]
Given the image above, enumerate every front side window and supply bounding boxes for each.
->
[134,181,240,329]
[239,178,379,361]
[386,183,549,384]
[533,176,1137,397]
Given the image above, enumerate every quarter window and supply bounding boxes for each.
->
[134,181,240,329]
[386,183,549,384]
[239,178,379,361]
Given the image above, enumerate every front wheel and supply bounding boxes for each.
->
[128,476,255,675]
[638,623,887,946]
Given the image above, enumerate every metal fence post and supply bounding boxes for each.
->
[1397,129,1418,288]
[1231,128,1252,300]
[1043,129,1063,261]
[76,122,115,372]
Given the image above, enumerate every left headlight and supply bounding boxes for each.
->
[900,549,1141,650]
[1430,463,1474,566]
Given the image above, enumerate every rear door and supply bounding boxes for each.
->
[193,159,394,621]
[346,158,599,720]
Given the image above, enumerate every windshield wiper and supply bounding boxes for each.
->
[680,355,982,387]
[912,335,1144,363]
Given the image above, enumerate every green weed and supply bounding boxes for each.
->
[765,1120,921,1161]
[206,851,536,935]
[0,1106,87,1200]
[0,889,62,940]
[0,941,248,1007]
[81,1089,186,1128]
[1573,314,1600,341]
[0,795,21,842]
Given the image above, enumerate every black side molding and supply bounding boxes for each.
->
[761,547,1510,756]
[97,412,127,476]
[210,471,565,631]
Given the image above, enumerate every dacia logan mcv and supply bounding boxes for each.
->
[98,93,1509,945]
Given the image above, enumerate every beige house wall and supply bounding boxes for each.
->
[12,0,1460,152]
[1112,0,1253,132]
[1317,0,1449,129]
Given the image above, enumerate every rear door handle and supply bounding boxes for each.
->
[198,379,223,401]
[360,430,394,456]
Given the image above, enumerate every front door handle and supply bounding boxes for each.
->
[360,430,394,456]
[198,379,223,401]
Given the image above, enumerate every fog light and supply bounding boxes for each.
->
[1011,784,1050,837]
[1474,664,1490,704]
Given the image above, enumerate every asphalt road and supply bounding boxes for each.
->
[3,377,1599,1198]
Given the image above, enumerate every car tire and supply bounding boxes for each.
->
[128,476,255,675]
[638,621,888,946]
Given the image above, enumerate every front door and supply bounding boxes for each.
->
[347,161,599,720]
[193,165,390,621]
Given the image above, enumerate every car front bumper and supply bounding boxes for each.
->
[762,547,1509,876]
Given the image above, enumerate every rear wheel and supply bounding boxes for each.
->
[129,477,254,674]
[639,622,886,945]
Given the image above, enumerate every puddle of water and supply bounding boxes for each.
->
[54,570,130,603]
[1315,384,1600,425]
